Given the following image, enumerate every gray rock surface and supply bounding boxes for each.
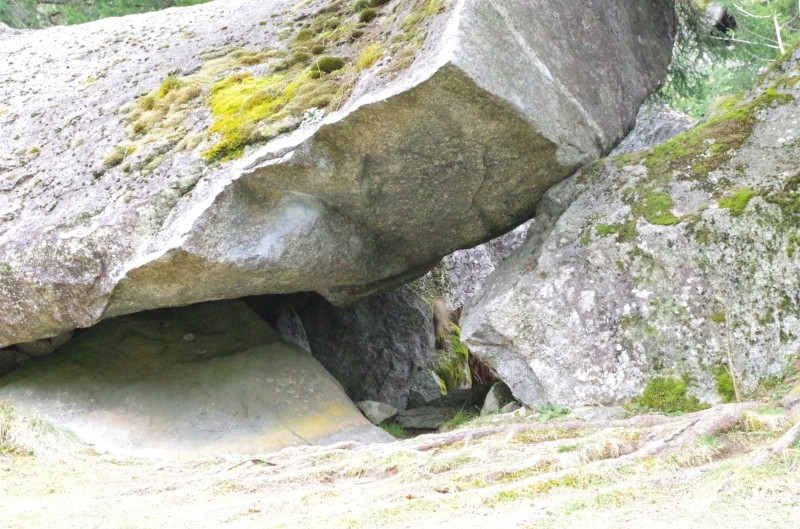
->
[462,49,800,408]
[395,407,458,430]
[356,401,398,425]
[481,381,515,416]
[0,300,392,455]
[420,104,694,312]
[408,369,447,409]
[612,104,697,155]
[297,286,437,411]
[415,221,532,311]
[0,22,19,38]
[0,0,676,347]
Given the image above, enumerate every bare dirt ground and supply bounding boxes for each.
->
[2,402,799,529]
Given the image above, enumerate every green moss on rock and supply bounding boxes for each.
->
[630,377,709,414]
[714,368,736,403]
[718,187,757,216]
[434,324,471,393]
[310,55,346,74]
[630,190,681,226]
[595,220,637,242]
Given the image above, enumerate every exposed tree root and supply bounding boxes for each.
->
[754,420,800,464]
[625,403,759,459]
[409,403,769,467]
[408,415,673,452]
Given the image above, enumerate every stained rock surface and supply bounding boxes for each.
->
[462,49,800,408]
[0,0,676,347]
[0,301,391,455]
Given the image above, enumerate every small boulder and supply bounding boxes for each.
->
[396,407,461,431]
[481,381,515,416]
[356,401,398,425]
[500,402,522,414]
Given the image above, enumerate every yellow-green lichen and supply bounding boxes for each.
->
[115,0,447,165]
[357,43,384,71]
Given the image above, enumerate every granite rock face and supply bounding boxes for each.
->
[295,286,437,411]
[612,104,697,155]
[462,49,800,408]
[0,0,676,347]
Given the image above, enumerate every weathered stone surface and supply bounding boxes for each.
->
[356,401,398,425]
[612,104,697,155]
[296,286,437,411]
[415,221,532,311]
[463,49,800,408]
[0,0,676,347]
[395,407,458,430]
[0,301,391,455]
[407,369,446,409]
[481,381,514,416]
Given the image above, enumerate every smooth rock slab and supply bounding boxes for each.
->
[0,301,391,456]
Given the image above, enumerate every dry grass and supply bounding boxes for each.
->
[0,401,798,529]
[0,402,86,459]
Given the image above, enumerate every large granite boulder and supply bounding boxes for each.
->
[0,301,391,455]
[293,286,437,411]
[0,0,676,347]
[462,48,800,408]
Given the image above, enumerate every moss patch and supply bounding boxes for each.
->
[111,0,447,165]
[718,187,757,216]
[594,220,637,243]
[615,82,795,185]
[434,324,471,393]
[629,377,709,415]
[714,368,736,403]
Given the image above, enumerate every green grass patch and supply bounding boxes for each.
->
[440,410,476,432]
[378,422,409,439]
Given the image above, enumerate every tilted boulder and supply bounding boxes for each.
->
[462,48,800,408]
[0,0,676,347]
